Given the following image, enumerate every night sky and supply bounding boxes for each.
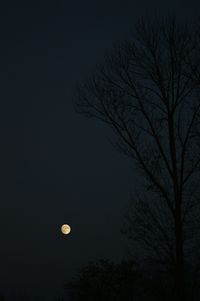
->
[0,0,199,299]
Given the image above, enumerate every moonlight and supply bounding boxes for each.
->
[61,224,71,235]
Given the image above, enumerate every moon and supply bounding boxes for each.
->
[61,224,71,235]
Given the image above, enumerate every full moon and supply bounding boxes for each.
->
[61,224,71,235]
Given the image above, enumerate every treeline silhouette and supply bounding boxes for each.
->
[1,257,200,300]
[65,259,200,301]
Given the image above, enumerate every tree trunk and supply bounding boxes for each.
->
[168,114,185,301]
[175,207,185,301]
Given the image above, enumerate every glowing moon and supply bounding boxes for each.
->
[61,224,71,235]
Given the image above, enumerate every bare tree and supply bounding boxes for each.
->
[74,18,200,300]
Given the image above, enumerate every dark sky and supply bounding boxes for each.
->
[0,0,199,299]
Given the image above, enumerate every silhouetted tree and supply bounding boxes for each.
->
[74,18,200,300]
